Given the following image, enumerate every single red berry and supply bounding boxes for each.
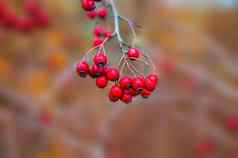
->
[93,52,108,67]
[109,92,119,102]
[127,48,140,59]
[90,64,104,78]
[81,0,95,11]
[120,94,132,104]
[147,73,159,84]
[94,0,102,2]
[104,31,112,38]
[76,61,90,78]
[119,76,132,90]
[97,7,108,18]
[93,37,103,46]
[2,10,17,29]
[225,114,238,132]
[141,89,151,98]
[86,11,97,19]
[106,68,120,81]
[96,76,108,89]
[132,77,145,92]
[110,85,123,98]
[16,17,34,33]
[0,2,7,19]
[145,78,157,92]
[93,25,105,37]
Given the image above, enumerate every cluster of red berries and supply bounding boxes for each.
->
[0,0,50,33]
[81,0,108,19]
[76,48,158,104]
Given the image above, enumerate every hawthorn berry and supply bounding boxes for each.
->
[110,85,123,98]
[106,68,120,81]
[90,64,104,77]
[120,94,132,104]
[86,11,97,19]
[93,52,108,67]
[81,0,95,11]
[93,37,103,46]
[132,77,145,92]
[145,77,157,92]
[147,73,158,84]
[76,61,90,78]
[141,89,151,98]
[23,0,40,15]
[104,31,112,38]
[119,76,132,90]
[16,17,34,33]
[93,25,105,37]
[97,7,108,18]
[2,10,17,28]
[127,48,140,59]
[96,76,108,88]
[109,93,119,102]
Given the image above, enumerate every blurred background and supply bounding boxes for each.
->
[0,0,238,157]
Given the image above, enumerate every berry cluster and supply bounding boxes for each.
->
[77,0,159,104]
[0,0,50,33]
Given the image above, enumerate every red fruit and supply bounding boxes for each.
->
[16,17,34,33]
[110,85,123,98]
[145,78,157,91]
[2,10,17,28]
[93,37,103,46]
[90,64,104,78]
[124,88,138,97]
[23,0,40,15]
[86,11,97,19]
[195,139,215,156]
[81,0,95,11]
[93,25,104,37]
[119,76,132,89]
[141,89,151,98]
[97,7,108,18]
[132,77,145,92]
[0,2,7,19]
[127,48,140,59]
[96,76,108,88]
[147,73,158,84]
[104,31,112,38]
[121,94,132,104]
[225,114,238,132]
[109,93,119,102]
[106,68,120,81]
[76,61,90,78]
[93,52,108,67]
[33,10,49,28]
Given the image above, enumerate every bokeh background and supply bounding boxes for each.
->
[0,0,238,158]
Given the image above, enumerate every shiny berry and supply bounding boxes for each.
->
[76,61,90,78]
[96,76,108,88]
[86,11,97,19]
[145,78,157,91]
[97,7,108,18]
[93,37,103,46]
[127,48,140,59]
[110,85,123,98]
[93,25,104,37]
[93,52,108,67]
[119,76,132,89]
[81,0,95,11]
[132,77,145,92]
[141,89,151,98]
[2,10,17,28]
[106,68,120,81]
[104,31,112,38]
[90,64,104,78]
[147,73,158,84]
[120,94,132,104]
[109,93,119,102]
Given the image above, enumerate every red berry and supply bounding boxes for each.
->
[90,64,104,78]
[86,11,97,19]
[110,85,123,98]
[23,0,40,15]
[96,76,108,88]
[225,114,238,132]
[93,37,103,46]
[93,25,104,37]
[16,17,34,33]
[147,73,158,84]
[119,76,132,90]
[33,10,49,28]
[109,92,119,102]
[97,7,108,18]
[120,94,132,104]
[81,0,95,11]
[0,2,7,19]
[124,88,138,97]
[106,68,120,81]
[93,52,108,67]
[104,31,112,38]
[127,48,140,59]
[2,10,17,29]
[76,61,90,78]
[141,89,151,98]
[132,77,145,92]
[145,78,157,91]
